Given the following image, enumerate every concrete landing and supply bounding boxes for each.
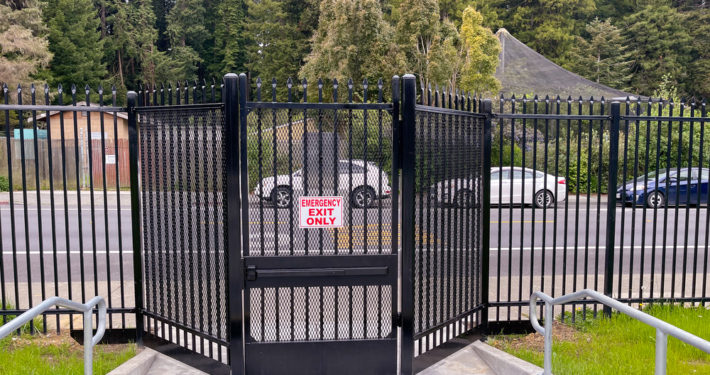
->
[108,348,208,375]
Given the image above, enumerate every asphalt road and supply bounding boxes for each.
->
[2,198,709,284]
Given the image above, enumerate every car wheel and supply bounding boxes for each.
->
[454,189,475,208]
[271,186,292,209]
[646,191,664,208]
[351,186,375,209]
[534,190,554,208]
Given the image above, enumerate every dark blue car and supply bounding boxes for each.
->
[616,168,710,208]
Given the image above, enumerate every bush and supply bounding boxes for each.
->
[0,176,9,192]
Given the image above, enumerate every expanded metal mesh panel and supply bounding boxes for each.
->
[413,109,484,336]
[248,285,392,342]
[246,107,395,256]
[139,107,228,344]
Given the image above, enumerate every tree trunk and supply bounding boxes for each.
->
[118,50,124,86]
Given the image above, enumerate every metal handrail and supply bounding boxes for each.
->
[0,296,107,375]
[530,289,710,375]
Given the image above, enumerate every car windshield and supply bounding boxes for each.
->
[639,168,673,181]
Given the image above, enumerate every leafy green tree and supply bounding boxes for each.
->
[165,0,204,80]
[46,0,106,89]
[686,9,710,98]
[0,0,52,103]
[244,0,305,99]
[300,0,406,98]
[568,18,632,91]
[458,6,501,95]
[623,4,693,96]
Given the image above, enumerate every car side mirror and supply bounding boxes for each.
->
[668,178,678,185]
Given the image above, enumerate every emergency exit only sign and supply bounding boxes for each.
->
[299,196,344,228]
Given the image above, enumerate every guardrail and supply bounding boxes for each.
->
[530,289,710,375]
[0,296,107,375]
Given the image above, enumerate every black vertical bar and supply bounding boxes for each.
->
[127,91,144,345]
[85,85,100,300]
[239,74,250,257]
[224,73,244,373]
[44,84,59,332]
[604,102,621,317]
[30,85,46,333]
[391,76,401,339]
[481,99,492,333]
[17,84,33,334]
[400,74,416,375]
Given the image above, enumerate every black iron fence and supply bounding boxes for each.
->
[2,72,709,375]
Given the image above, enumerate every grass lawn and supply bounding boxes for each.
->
[490,304,710,375]
[0,332,136,375]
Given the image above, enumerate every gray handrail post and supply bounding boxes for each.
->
[0,296,106,375]
[530,289,710,375]
[604,101,621,317]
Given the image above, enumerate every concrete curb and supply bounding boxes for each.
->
[472,340,543,375]
[107,347,156,375]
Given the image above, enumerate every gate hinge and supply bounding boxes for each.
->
[246,265,257,281]
[396,312,402,327]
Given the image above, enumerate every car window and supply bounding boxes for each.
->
[293,170,301,177]
[492,170,509,181]
[525,172,534,179]
[339,162,365,174]
[677,170,690,181]
[512,171,524,179]
[703,170,710,181]
[536,172,544,178]
[338,162,350,174]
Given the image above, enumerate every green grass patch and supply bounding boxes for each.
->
[2,300,44,334]
[0,334,136,375]
[492,304,710,374]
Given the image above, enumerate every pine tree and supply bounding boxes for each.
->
[244,0,305,99]
[686,9,710,98]
[458,6,501,95]
[568,18,632,90]
[165,0,205,79]
[211,0,245,76]
[300,0,406,95]
[623,4,693,96]
[505,0,596,66]
[46,0,106,89]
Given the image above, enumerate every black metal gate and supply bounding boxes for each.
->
[240,75,400,374]
[127,73,488,374]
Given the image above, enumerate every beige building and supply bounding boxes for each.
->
[29,102,129,140]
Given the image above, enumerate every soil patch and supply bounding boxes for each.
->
[490,321,581,353]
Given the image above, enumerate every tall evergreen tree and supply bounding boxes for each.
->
[568,18,632,90]
[505,0,596,66]
[47,0,106,89]
[686,9,710,98]
[623,4,693,96]
[211,0,245,76]
[244,0,304,99]
[165,0,205,79]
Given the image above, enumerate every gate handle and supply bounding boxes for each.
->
[245,266,388,281]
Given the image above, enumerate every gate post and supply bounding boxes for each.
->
[604,102,621,317]
[400,74,416,375]
[480,99,493,334]
[127,91,144,346]
[224,73,245,373]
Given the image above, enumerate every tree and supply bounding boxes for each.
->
[165,0,204,80]
[0,0,52,103]
[505,0,596,66]
[568,18,632,90]
[46,0,106,89]
[211,0,245,76]
[300,0,406,98]
[685,9,710,98]
[623,4,693,96]
[458,6,501,95]
[244,0,305,99]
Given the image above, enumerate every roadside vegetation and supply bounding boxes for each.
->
[490,304,710,375]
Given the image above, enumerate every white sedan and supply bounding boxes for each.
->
[254,159,391,209]
[430,167,566,208]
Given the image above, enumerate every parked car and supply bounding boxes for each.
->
[616,167,710,208]
[430,167,567,208]
[254,159,391,209]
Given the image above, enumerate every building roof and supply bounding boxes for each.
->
[28,102,128,123]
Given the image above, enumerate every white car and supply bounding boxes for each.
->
[254,159,391,209]
[430,167,566,208]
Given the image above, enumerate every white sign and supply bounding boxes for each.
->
[299,196,344,228]
[105,155,116,164]
[91,132,109,140]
